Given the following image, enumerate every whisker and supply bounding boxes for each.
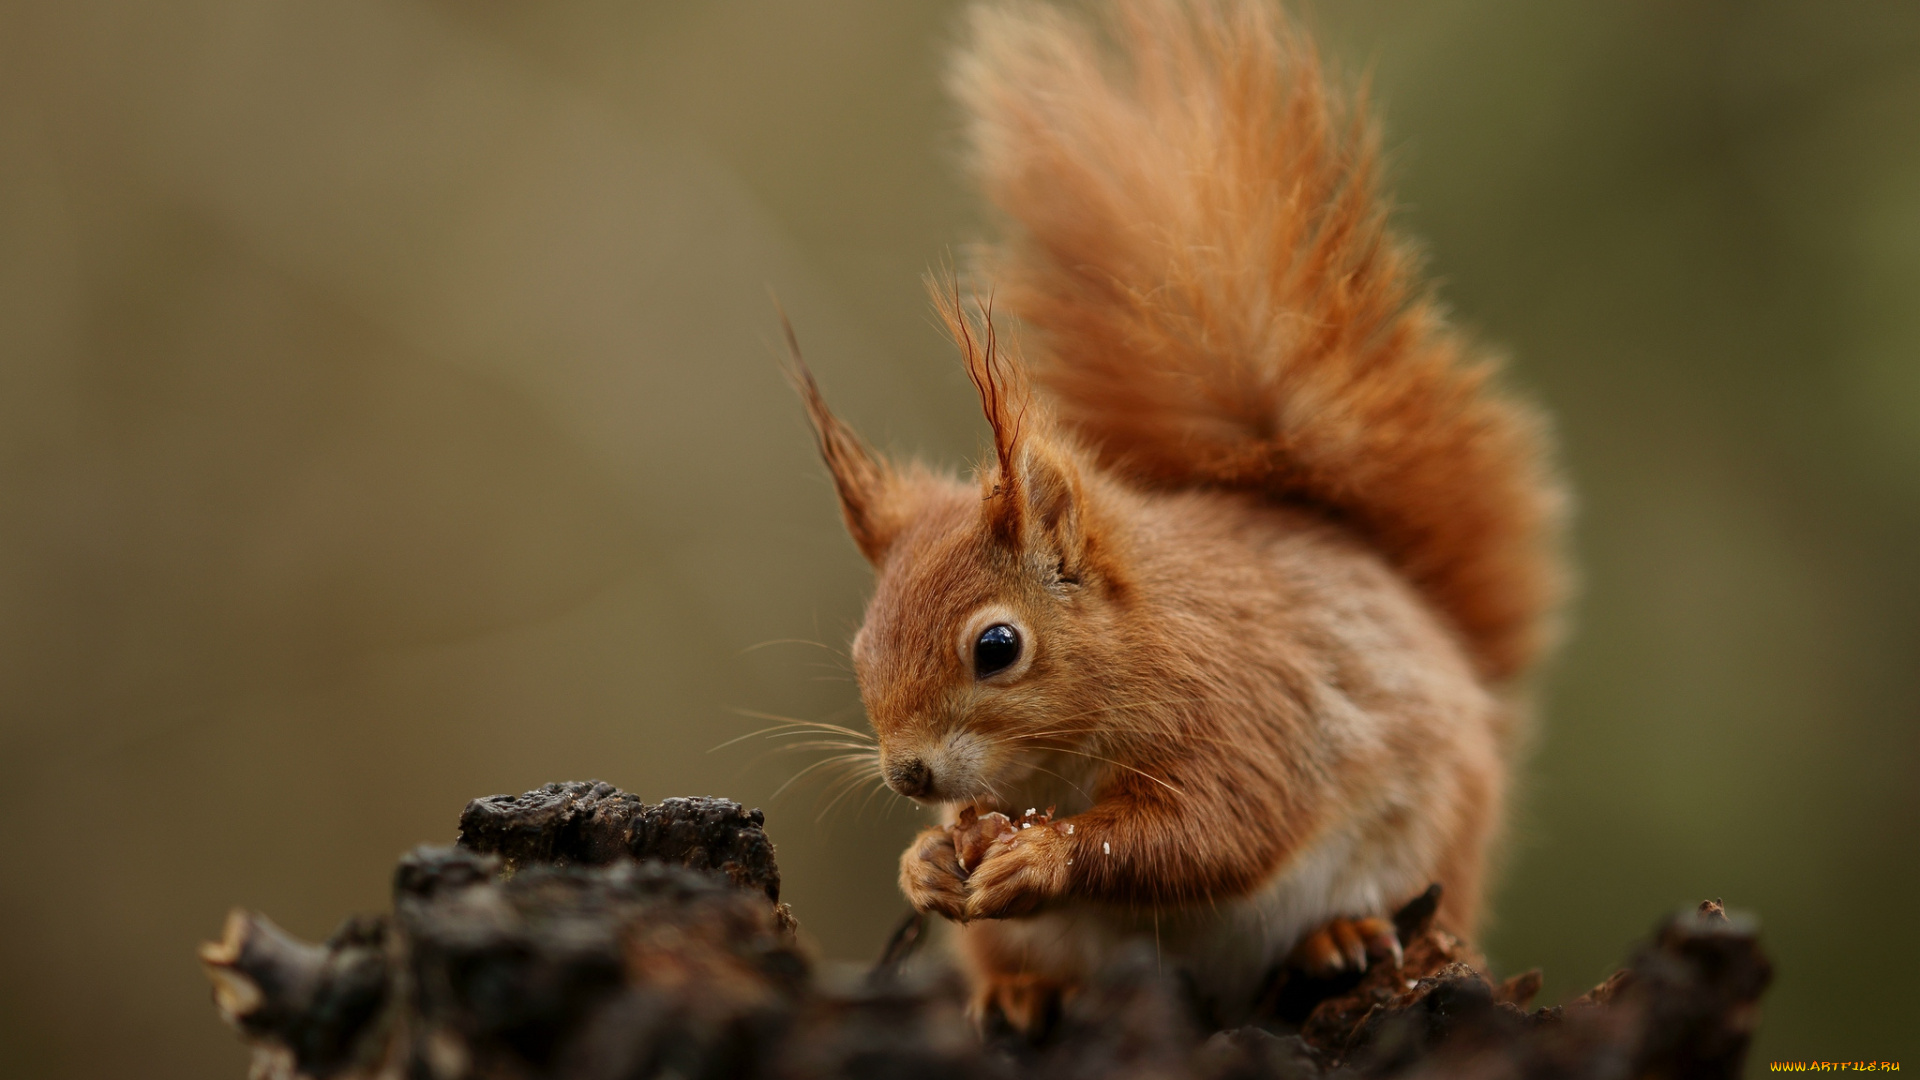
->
[762,738,879,752]
[857,777,897,818]
[710,722,870,754]
[1021,760,1094,803]
[780,761,878,815]
[726,733,875,756]
[821,757,893,822]
[709,726,795,753]
[711,715,876,756]
[1012,694,1223,733]
[732,708,876,743]
[731,744,875,784]
[1006,727,1245,751]
[738,638,847,657]
[770,752,879,801]
[736,742,876,773]
[980,771,1009,811]
[738,732,877,750]
[815,767,882,823]
[1019,741,1187,798]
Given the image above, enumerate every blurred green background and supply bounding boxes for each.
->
[2,1,1916,1075]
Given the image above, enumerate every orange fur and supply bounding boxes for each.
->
[789,0,1565,1028]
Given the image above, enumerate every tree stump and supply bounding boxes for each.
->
[202,780,1772,1079]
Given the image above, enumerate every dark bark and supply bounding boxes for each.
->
[202,781,1772,1080]
[457,781,789,912]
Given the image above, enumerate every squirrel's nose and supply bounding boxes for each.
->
[885,757,933,798]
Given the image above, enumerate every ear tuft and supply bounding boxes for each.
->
[781,315,911,563]
[935,277,1029,504]
[932,283,1090,581]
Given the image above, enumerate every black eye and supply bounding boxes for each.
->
[974,623,1022,678]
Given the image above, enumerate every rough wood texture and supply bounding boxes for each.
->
[455,781,795,931]
[203,782,1772,1079]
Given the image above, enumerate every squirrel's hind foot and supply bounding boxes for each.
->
[1288,915,1403,978]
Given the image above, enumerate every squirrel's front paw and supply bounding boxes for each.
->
[899,826,968,920]
[962,822,1072,920]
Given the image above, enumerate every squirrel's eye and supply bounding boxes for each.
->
[974,623,1022,678]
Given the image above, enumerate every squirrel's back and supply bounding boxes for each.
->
[953,0,1565,682]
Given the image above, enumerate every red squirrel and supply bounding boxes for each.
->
[787,0,1565,1028]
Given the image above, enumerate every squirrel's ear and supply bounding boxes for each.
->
[783,327,911,564]
[1005,439,1087,583]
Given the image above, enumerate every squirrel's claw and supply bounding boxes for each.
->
[1289,914,1402,978]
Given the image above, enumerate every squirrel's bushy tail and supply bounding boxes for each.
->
[952,0,1565,681]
